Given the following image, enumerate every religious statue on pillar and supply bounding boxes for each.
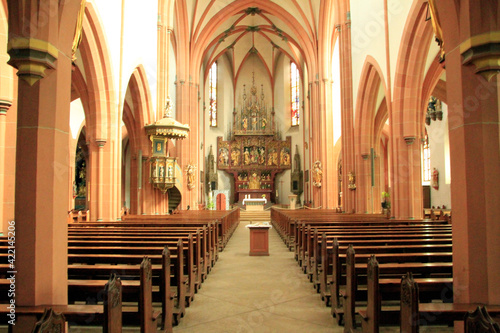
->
[312,161,323,188]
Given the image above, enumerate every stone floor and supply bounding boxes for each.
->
[172,221,337,333]
[1,218,454,332]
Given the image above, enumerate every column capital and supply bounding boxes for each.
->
[361,153,370,160]
[96,139,107,147]
[7,37,58,86]
[0,100,13,116]
[461,32,500,81]
[404,136,416,145]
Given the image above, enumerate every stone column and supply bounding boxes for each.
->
[96,140,106,221]
[434,0,500,305]
[446,47,500,304]
[338,17,356,213]
[10,40,72,307]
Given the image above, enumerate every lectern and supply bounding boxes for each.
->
[247,224,271,256]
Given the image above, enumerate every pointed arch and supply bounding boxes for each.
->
[390,0,435,219]
[355,56,388,213]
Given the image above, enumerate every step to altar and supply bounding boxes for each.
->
[239,209,271,223]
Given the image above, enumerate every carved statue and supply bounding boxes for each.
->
[312,161,323,188]
[280,148,290,166]
[432,168,439,190]
[186,164,196,190]
[164,95,173,118]
[249,172,260,189]
[218,148,228,166]
[159,164,165,178]
[243,148,250,165]
[231,149,240,166]
[258,147,266,165]
[268,148,278,166]
[348,171,356,190]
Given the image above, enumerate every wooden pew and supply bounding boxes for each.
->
[68,227,210,281]
[140,257,161,333]
[464,306,500,333]
[103,273,122,333]
[64,239,186,323]
[398,277,500,332]
[0,274,126,332]
[359,255,379,333]
[318,236,452,305]
[161,247,174,333]
[308,225,451,285]
[400,272,419,333]
[333,244,453,328]
[32,308,66,333]
[66,235,195,307]
[341,245,357,331]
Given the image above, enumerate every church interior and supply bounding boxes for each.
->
[0,0,499,332]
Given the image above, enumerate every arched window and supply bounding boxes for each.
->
[209,62,217,127]
[422,131,431,183]
[291,62,300,126]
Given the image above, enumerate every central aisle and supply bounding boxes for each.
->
[173,220,340,332]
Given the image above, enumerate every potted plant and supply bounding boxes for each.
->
[206,198,215,210]
[381,191,391,217]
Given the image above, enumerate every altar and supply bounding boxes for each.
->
[237,189,272,202]
[242,197,267,211]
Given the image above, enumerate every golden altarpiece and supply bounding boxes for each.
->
[217,75,291,203]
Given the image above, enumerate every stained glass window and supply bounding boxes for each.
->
[422,131,431,183]
[291,62,300,126]
[209,62,217,127]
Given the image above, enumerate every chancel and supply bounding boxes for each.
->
[0,0,499,332]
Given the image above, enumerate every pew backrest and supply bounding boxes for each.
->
[32,308,66,333]
[104,273,122,333]
[161,246,173,332]
[400,272,419,333]
[464,306,500,333]
[362,255,380,333]
[343,244,357,331]
[140,257,159,333]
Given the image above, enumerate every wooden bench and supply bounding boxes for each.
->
[0,274,128,332]
[398,274,500,332]
[0,247,176,331]
[335,245,453,329]
[305,225,451,282]
[140,257,161,333]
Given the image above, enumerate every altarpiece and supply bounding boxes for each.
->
[217,74,292,203]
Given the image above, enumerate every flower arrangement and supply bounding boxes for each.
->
[381,191,391,209]
[206,198,215,210]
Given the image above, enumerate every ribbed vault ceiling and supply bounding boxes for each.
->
[180,0,322,81]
